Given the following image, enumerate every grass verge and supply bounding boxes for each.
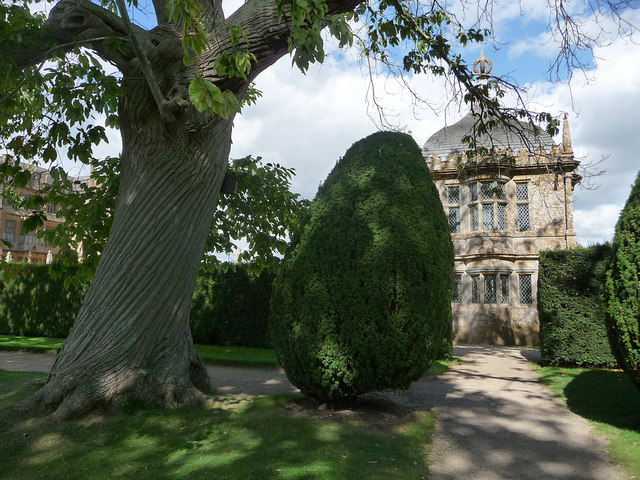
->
[0,335,278,367]
[536,365,640,477]
[0,370,434,480]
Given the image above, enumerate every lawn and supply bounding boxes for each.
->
[536,365,640,477]
[0,370,434,480]
[0,335,456,373]
[0,335,279,367]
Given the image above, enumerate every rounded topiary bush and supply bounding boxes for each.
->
[269,131,454,404]
[604,169,640,390]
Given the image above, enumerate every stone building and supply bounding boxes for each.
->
[422,60,580,345]
[0,161,65,263]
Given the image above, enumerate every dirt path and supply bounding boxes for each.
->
[0,346,625,479]
[404,346,626,480]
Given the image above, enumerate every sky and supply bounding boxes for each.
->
[29,0,640,246]
[225,1,640,246]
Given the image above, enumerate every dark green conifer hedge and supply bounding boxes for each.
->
[189,265,275,348]
[0,262,274,348]
[604,170,640,389]
[0,263,86,337]
[538,245,617,367]
[270,131,454,404]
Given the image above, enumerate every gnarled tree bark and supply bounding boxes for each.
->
[17,0,361,419]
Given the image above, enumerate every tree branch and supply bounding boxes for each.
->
[198,0,362,92]
[39,0,140,68]
[114,0,172,119]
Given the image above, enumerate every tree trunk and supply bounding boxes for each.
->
[21,95,234,419]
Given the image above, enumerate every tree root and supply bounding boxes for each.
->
[17,366,210,420]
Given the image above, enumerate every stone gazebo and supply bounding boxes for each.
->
[423,57,581,345]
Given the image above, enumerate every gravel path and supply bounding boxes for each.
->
[0,346,625,479]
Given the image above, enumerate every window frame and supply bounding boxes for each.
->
[468,180,508,233]
[447,185,461,234]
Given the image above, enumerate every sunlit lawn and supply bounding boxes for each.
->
[0,370,434,480]
[536,365,640,477]
[0,335,456,373]
[0,335,279,367]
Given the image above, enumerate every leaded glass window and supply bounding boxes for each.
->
[519,274,533,304]
[481,182,493,200]
[471,275,481,303]
[500,274,510,304]
[449,207,461,233]
[3,220,15,244]
[516,183,529,201]
[484,274,497,303]
[517,204,530,231]
[469,180,508,232]
[497,203,507,230]
[482,204,494,230]
[448,186,460,204]
[452,275,462,304]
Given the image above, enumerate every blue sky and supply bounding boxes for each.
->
[30,0,640,246]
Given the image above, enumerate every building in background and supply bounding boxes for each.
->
[0,161,65,263]
[423,55,581,345]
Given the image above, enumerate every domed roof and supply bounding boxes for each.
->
[422,111,555,158]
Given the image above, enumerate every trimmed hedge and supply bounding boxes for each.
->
[0,262,274,348]
[538,245,617,367]
[604,169,640,390]
[189,265,274,348]
[270,132,454,404]
[0,263,87,338]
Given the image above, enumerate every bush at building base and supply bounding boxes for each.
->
[269,132,454,404]
[538,245,617,367]
[604,170,640,390]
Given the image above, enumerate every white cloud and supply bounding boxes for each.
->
[231,54,451,199]
[574,204,620,245]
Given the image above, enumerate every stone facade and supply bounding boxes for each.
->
[0,160,66,263]
[423,113,580,346]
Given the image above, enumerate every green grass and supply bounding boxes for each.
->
[536,365,640,477]
[0,335,63,353]
[195,344,278,367]
[0,370,434,480]
[0,336,459,374]
[0,335,278,367]
[426,357,461,375]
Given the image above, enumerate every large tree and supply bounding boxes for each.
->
[0,0,636,418]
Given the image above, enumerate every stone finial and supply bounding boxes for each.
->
[562,113,572,153]
[6,251,12,263]
[473,51,493,84]
[28,251,32,264]
[46,250,53,264]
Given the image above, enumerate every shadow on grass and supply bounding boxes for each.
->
[563,370,640,431]
[0,370,432,480]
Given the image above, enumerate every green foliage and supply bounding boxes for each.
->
[0,263,87,338]
[538,245,617,367]
[604,170,640,390]
[270,131,454,404]
[190,264,275,348]
[205,156,309,274]
[0,260,273,348]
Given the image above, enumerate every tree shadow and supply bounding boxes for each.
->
[0,370,431,480]
[562,369,640,430]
